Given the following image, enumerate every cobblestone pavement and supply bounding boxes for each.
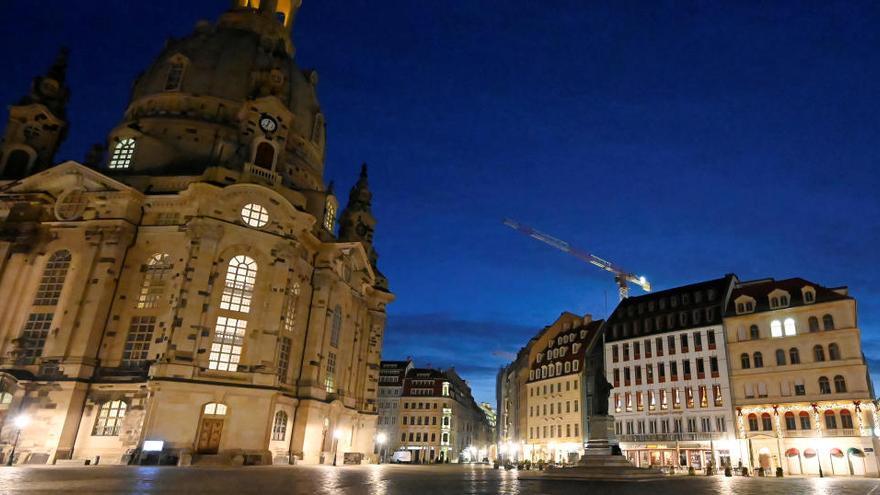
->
[0,464,878,495]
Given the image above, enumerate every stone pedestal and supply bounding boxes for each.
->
[542,415,666,482]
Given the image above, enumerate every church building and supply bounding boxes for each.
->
[0,0,393,466]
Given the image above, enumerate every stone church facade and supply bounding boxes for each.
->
[0,0,393,466]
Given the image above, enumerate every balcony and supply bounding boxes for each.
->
[243,162,282,186]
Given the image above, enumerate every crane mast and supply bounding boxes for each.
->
[503,218,651,300]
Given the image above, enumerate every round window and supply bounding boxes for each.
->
[241,203,269,228]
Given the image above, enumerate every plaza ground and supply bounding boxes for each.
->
[0,464,879,494]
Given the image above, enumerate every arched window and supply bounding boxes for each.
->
[92,400,127,436]
[35,250,72,306]
[840,409,853,429]
[564,362,571,373]
[2,149,33,177]
[775,349,786,366]
[740,353,750,369]
[822,314,835,331]
[783,318,797,336]
[253,142,276,169]
[572,360,579,372]
[784,411,796,430]
[272,410,288,441]
[828,343,841,361]
[137,253,171,309]
[813,345,825,362]
[808,316,819,332]
[749,325,760,340]
[770,320,782,338]
[798,411,810,429]
[555,362,562,375]
[761,413,773,431]
[834,375,847,393]
[747,414,759,431]
[109,138,136,169]
[824,410,837,429]
[818,376,831,394]
[330,305,342,347]
[220,256,257,313]
[753,352,764,368]
[789,347,800,364]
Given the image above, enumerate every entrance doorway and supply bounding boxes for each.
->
[196,403,227,454]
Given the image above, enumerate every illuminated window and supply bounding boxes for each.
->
[220,256,257,313]
[203,403,227,415]
[137,253,171,309]
[323,199,336,232]
[325,352,337,393]
[241,203,269,228]
[0,392,11,407]
[209,317,247,371]
[770,320,782,338]
[272,411,288,441]
[34,250,71,306]
[122,316,156,367]
[92,400,127,436]
[783,318,797,336]
[330,305,342,347]
[109,138,136,169]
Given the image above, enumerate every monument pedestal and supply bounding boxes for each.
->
[542,415,666,482]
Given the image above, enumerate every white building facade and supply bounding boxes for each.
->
[605,275,742,471]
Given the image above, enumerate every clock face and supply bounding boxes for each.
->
[259,116,277,133]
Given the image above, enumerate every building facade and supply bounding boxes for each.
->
[376,359,413,461]
[605,275,740,470]
[0,1,393,466]
[386,367,492,463]
[725,277,880,476]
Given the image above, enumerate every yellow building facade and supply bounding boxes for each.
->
[0,1,392,466]
[726,278,879,476]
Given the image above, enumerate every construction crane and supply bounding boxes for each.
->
[503,218,651,301]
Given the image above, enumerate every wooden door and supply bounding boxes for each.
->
[197,418,224,454]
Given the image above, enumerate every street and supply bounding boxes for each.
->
[0,464,878,495]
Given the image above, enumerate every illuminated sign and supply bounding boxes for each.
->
[143,440,164,452]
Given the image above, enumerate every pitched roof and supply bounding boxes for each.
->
[605,274,736,343]
[725,277,850,316]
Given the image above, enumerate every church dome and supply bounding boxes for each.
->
[105,1,328,193]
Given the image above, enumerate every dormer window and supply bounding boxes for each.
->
[802,287,816,304]
[735,296,756,315]
[769,290,791,310]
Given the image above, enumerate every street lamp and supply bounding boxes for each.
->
[332,429,343,466]
[6,415,29,467]
[376,433,387,464]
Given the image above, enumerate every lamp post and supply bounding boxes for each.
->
[332,429,343,466]
[376,433,387,464]
[6,415,29,467]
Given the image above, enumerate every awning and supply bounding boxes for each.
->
[830,448,844,458]
[847,448,865,458]
[803,449,817,458]
[785,448,799,457]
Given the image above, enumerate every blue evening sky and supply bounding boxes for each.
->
[1,1,878,405]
